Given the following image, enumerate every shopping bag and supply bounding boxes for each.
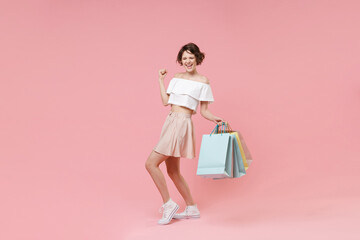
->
[217,123,253,169]
[196,126,233,179]
[231,132,249,170]
[237,131,253,166]
[212,133,246,179]
[232,134,246,178]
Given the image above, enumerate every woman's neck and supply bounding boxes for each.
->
[184,69,198,76]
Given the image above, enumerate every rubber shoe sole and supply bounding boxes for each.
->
[173,213,200,219]
[158,204,179,225]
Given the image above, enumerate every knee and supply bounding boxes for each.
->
[145,162,154,173]
[145,158,157,172]
[145,160,152,172]
[167,169,180,179]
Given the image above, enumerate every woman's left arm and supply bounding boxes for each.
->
[200,101,224,125]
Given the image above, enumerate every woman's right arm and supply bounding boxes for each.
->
[158,69,169,106]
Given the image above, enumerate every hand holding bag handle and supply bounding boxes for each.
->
[215,122,232,134]
[211,122,227,136]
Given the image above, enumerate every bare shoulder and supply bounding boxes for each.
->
[174,72,183,78]
[198,75,210,84]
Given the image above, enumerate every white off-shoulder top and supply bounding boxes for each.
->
[166,78,214,113]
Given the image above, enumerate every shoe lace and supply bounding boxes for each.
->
[159,204,172,217]
[186,206,199,215]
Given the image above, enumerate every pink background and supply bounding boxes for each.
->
[1,0,360,239]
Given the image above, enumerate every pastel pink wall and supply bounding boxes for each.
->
[1,0,359,239]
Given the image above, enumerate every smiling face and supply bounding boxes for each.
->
[181,50,197,73]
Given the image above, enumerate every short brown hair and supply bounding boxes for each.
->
[176,42,205,66]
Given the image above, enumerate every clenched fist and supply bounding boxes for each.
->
[158,69,167,80]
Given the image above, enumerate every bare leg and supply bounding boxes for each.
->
[165,157,195,206]
[145,150,171,203]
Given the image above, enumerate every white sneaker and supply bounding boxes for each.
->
[158,199,179,225]
[173,204,200,219]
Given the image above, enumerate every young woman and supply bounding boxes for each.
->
[145,43,224,225]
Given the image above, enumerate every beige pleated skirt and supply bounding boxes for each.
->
[153,111,196,159]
